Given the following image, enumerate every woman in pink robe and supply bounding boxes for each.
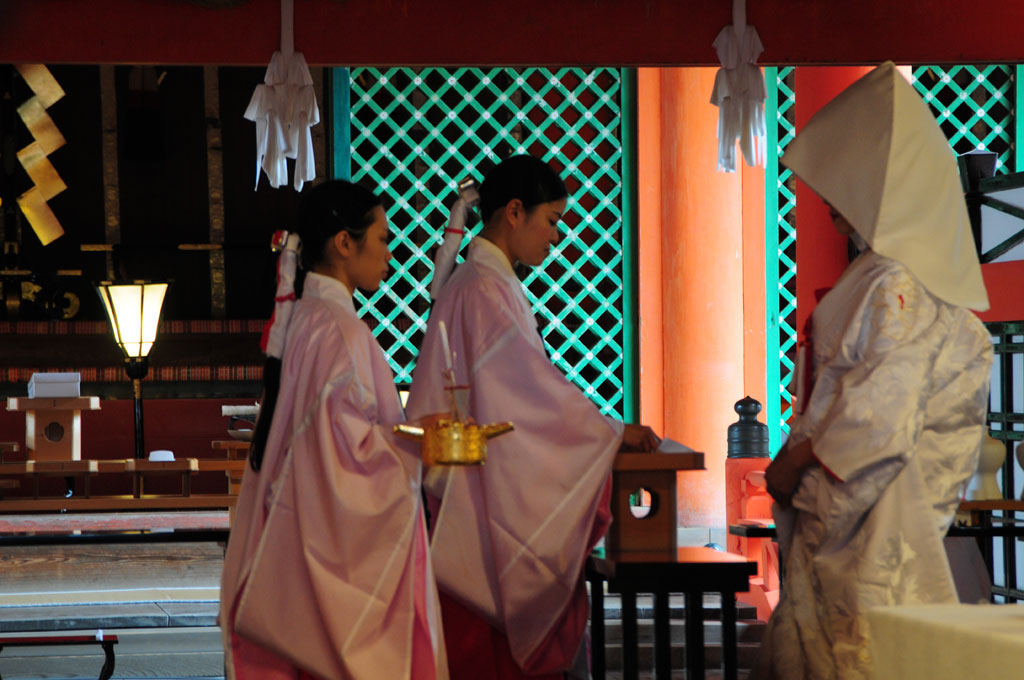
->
[220,181,448,680]
[407,156,659,679]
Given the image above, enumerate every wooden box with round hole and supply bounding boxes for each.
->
[6,397,101,461]
[606,451,705,556]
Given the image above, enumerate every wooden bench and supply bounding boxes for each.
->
[0,442,19,461]
[0,458,246,513]
[125,459,199,497]
[198,457,247,524]
[0,633,118,680]
[211,439,249,460]
[0,460,102,497]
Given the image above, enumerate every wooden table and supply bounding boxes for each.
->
[587,547,757,680]
[211,439,250,461]
[199,457,248,524]
[0,460,104,498]
[125,459,199,497]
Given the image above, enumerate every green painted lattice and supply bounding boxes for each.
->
[912,65,1014,173]
[343,67,629,418]
[765,67,798,452]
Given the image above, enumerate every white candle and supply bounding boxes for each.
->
[438,320,453,372]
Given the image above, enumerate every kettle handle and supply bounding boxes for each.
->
[393,424,425,441]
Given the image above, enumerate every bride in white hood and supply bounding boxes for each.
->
[755,62,993,680]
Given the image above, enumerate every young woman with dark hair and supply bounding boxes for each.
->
[221,180,449,680]
[408,155,660,680]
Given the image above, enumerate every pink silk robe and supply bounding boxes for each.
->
[407,237,623,675]
[220,273,447,680]
[755,252,993,680]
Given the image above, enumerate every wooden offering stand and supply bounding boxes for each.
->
[6,397,101,461]
[606,450,705,556]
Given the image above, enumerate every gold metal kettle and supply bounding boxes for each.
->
[394,418,514,465]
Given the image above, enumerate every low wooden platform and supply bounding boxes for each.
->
[0,495,238,512]
[0,458,246,513]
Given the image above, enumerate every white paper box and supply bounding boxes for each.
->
[27,372,81,398]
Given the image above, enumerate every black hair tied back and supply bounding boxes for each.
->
[478,155,568,223]
[248,180,383,473]
[248,356,281,472]
[296,180,383,270]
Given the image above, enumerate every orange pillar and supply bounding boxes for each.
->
[742,142,767,408]
[638,68,664,436]
[657,68,746,528]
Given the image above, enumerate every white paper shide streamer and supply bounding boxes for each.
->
[710,0,767,172]
[244,0,320,191]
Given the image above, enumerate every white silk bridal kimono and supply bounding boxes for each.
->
[760,251,992,680]
[407,237,622,676]
[756,62,993,680]
[220,273,447,680]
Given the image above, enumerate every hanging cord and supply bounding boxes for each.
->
[250,230,302,472]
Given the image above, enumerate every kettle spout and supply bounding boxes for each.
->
[394,424,425,441]
[481,422,514,440]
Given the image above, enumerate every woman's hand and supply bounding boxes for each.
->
[765,438,817,508]
[620,424,661,453]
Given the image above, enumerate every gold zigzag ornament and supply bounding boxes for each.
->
[15,64,66,246]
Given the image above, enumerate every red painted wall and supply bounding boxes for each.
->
[793,67,874,340]
[978,261,1024,323]
[2,0,1024,66]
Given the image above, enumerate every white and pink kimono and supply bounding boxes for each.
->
[220,272,447,680]
[407,237,623,678]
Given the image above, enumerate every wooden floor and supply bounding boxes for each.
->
[1,543,223,598]
[0,513,226,678]
[0,511,229,533]
[0,513,764,678]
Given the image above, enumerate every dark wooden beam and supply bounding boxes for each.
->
[0,0,1019,67]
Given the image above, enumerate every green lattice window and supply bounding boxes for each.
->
[765,66,797,451]
[765,65,1018,451]
[912,65,1015,173]
[334,67,631,418]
